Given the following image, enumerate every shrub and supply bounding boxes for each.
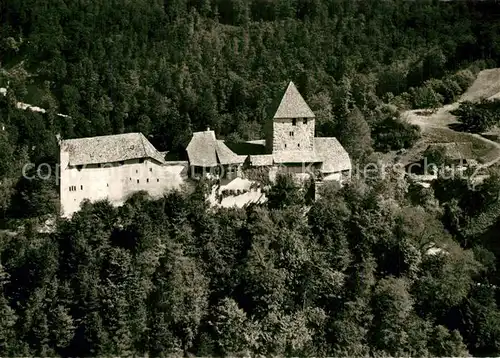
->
[451,69,475,92]
[243,167,271,186]
[451,99,500,133]
[423,145,449,167]
[426,78,462,104]
[390,92,412,110]
[409,85,444,110]
[372,117,421,152]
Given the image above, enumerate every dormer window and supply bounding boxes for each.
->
[292,118,297,126]
[77,165,83,171]
[303,118,307,125]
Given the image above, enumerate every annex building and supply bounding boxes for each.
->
[59,133,187,217]
[59,81,351,217]
[186,81,352,182]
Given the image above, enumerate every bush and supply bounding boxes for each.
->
[426,78,462,104]
[409,85,444,110]
[372,117,421,152]
[451,69,476,92]
[390,92,412,110]
[267,173,304,209]
[451,99,500,133]
[243,167,272,186]
[423,145,449,167]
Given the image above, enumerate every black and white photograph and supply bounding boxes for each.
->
[1,0,500,356]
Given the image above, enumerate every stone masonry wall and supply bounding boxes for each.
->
[272,117,315,152]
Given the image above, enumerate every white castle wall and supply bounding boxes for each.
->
[60,150,187,217]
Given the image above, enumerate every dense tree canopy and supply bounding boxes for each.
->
[1,0,500,157]
[0,172,499,356]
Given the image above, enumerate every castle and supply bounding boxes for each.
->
[59,82,351,217]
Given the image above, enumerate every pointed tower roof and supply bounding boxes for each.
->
[273,82,315,119]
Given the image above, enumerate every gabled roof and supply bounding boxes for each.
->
[249,154,274,166]
[216,140,247,165]
[186,131,218,167]
[61,133,166,166]
[314,137,352,173]
[426,142,473,161]
[273,82,315,119]
[273,150,320,164]
[186,130,245,167]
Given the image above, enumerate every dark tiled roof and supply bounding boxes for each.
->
[273,150,320,164]
[216,140,247,165]
[273,82,315,119]
[314,137,352,173]
[249,154,274,166]
[186,130,245,167]
[186,131,218,167]
[61,133,165,165]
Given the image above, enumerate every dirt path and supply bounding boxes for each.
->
[402,95,500,172]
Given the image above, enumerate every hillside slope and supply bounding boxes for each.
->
[402,68,500,165]
[460,68,500,101]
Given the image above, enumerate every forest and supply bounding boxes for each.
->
[2,0,500,356]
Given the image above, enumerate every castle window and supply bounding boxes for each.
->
[136,169,138,174]
[298,143,300,147]
[80,185,83,190]
[157,179,159,182]
[107,183,109,187]
[289,131,294,137]
[303,118,307,124]
[292,118,297,126]
[285,144,287,148]
[149,168,152,172]
[147,178,149,183]
[137,179,140,184]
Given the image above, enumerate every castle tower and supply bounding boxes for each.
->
[266,82,315,154]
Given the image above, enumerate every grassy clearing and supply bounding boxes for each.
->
[422,127,500,163]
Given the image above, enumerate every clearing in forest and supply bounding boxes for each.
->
[402,68,500,165]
